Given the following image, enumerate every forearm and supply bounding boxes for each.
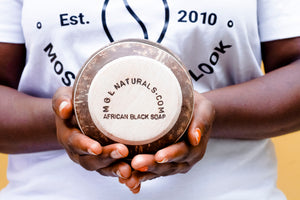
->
[204,60,300,139]
[0,85,61,154]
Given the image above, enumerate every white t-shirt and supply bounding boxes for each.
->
[1,0,299,199]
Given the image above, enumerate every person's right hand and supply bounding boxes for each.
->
[52,87,132,180]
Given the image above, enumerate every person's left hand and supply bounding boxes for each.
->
[119,91,215,193]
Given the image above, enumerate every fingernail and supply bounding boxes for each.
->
[132,182,140,190]
[116,170,126,179]
[194,128,202,145]
[59,101,69,114]
[87,143,101,155]
[157,158,168,164]
[111,150,124,159]
[137,166,148,172]
[87,148,97,156]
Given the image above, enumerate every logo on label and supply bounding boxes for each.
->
[101,0,169,43]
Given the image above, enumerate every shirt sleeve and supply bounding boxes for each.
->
[258,0,300,42]
[0,0,25,43]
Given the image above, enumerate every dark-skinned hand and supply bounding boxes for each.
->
[119,92,215,193]
[52,86,132,180]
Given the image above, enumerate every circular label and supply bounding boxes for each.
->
[88,55,182,145]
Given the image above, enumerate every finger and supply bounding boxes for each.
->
[131,154,156,172]
[154,142,189,163]
[124,171,157,192]
[69,140,128,168]
[77,154,108,171]
[121,171,141,190]
[52,86,73,119]
[78,154,128,171]
[77,144,129,171]
[130,184,141,194]
[98,161,132,179]
[56,116,102,156]
[101,143,129,160]
[123,162,190,193]
[80,143,128,169]
[132,151,190,175]
[69,131,102,155]
[187,119,203,146]
[188,92,215,146]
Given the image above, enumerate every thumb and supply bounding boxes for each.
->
[52,87,73,119]
[187,92,216,146]
[187,119,203,146]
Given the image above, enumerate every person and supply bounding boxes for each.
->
[0,0,299,199]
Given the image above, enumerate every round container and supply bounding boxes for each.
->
[73,39,194,156]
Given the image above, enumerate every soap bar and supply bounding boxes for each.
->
[73,39,194,156]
